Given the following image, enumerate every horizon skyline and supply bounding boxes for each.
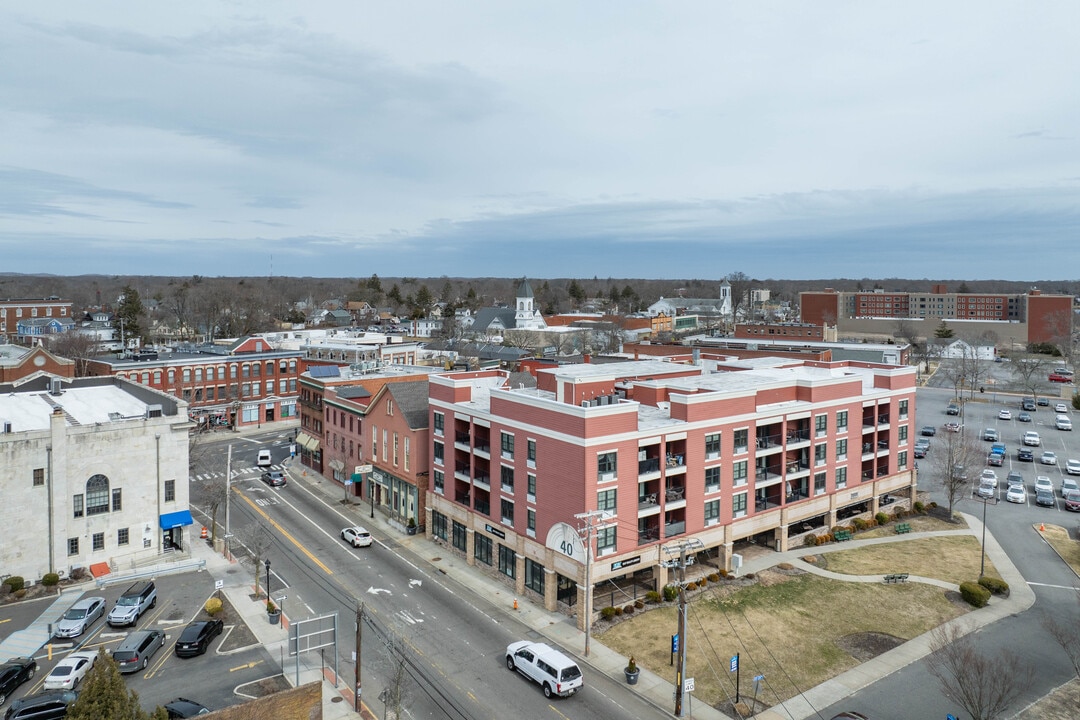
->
[2,3,1078,280]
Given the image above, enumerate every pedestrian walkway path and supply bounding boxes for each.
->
[0,588,85,661]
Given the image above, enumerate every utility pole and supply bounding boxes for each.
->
[661,538,703,718]
[224,444,233,559]
[355,602,363,713]
[574,510,613,657]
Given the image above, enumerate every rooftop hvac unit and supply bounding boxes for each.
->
[3,421,11,433]
[49,378,63,395]
[145,404,163,419]
[581,400,590,408]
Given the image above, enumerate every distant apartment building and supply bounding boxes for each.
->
[426,358,917,630]
[84,337,302,429]
[0,297,74,343]
[734,322,827,340]
[0,376,191,581]
[800,286,1072,346]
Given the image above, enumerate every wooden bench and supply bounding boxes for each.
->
[833,529,852,542]
[883,573,910,584]
[895,522,912,534]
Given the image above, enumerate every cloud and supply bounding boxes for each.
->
[0,166,191,218]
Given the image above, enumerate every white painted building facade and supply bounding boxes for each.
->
[0,376,191,582]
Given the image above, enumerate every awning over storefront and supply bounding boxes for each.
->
[329,459,345,472]
[297,432,320,451]
[159,509,195,530]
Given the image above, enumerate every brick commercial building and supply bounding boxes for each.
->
[426,357,917,630]
[800,287,1073,347]
[0,296,74,343]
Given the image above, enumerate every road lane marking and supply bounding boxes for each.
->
[236,490,333,575]
[1027,581,1080,589]
[367,587,391,595]
[230,659,264,672]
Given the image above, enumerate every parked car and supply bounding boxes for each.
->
[982,428,999,441]
[2,690,77,720]
[1006,470,1024,487]
[260,470,287,487]
[1036,489,1056,507]
[946,402,961,415]
[163,698,211,718]
[1067,459,1080,476]
[1021,398,1037,412]
[42,651,96,691]
[1006,484,1026,504]
[1055,403,1069,413]
[1038,397,1050,406]
[0,657,37,708]
[107,581,157,627]
[1018,412,1033,422]
[920,426,937,437]
[1056,415,1073,431]
[341,526,373,548]
[505,641,583,698]
[1049,373,1073,383]
[979,469,998,487]
[944,422,962,433]
[914,444,928,459]
[991,442,1007,456]
[987,452,1004,467]
[1064,490,1080,512]
[998,409,1012,420]
[1023,431,1041,447]
[112,630,165,674]
[54,597,106,638]
[174,620,224,658]
[1035,475,1055,493]
[1041,451,1058,465]
[1017,447,1034,462]
[1061,477,1080,497]
[976,480,996,499]
[256,449,273,467]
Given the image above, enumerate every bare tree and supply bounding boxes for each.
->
[926,622,1034,720]
[930,427,982,519]
[234,521,275,599]
[894,318,929,375]
[1009,353,1052,404]
[501,329,540,352]
[190,435,229,544]
[726,272,753,322]
[46,332,100,376]
[1040,586,1080,679]
[1044,309,1076,369]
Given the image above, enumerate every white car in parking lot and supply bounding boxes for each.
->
[1023,431,1041,447]
[1006,484,1026,503]
[1062,477,1080,497]
[1035,476,1055,494]
[1041,451,1058,465]
[43,651,97,690]
[1055,403,1069,414]
[1067,459,1080,476]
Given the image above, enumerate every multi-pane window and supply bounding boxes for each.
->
[597,451,617,476]
[112,488,122,512]
[527,439,536,465]
[86,475,110,516]
[732,492,748,517]
[474,534,492,566]
[501,432,515,458]
[501,466,515,492]
[73,494,84,518]
[372,426,378,458]
[836,467,847,489]
[815,443,827,466]
[92,533,105,551]
[733,429,749,453]
[501,499,514,525]
[899,399,909,419]
[382,429,388,461]
[705,467,720,492]
[525,558,544,595]
[67,538,79,556]
[815,414,828,437]
[498,545,516,578]
[117,528,129,546]
[899,426,908,443]
[837,411,848,431]
[597,488,617,513]
[815,472,827,495]
[705,433,721,458]
[732,461,748,486]
[836,439,848,460]
[433,470,444,493]
[898,451,908,470]
[404,438,411,471]
[433,441,444,465]
[704,500,720,524]
[433,412,444,435]
[527,474,536,500]
[527,509,536,534]
[451,521,467,551]
[393,433,399,466]
[33,468,45,486]
[432,511,448,540]
[597,526,616,554]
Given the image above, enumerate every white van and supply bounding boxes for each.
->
[257,449,273,467]
[1056,414,1073,431]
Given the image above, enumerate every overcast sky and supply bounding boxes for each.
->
[2,2,1078,281]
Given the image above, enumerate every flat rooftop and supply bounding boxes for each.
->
[0,385,152,432]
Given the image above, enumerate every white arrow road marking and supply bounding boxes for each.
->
[367,587,391,595]
[409,579,422,588]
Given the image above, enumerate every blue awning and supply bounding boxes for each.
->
[159,509,194,530]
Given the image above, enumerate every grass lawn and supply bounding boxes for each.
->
[599,570,968,711]
[820,536,999,585]
[856,514,968,539]
[1039,524,1080,576]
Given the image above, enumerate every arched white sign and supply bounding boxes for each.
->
[545,522,586,564]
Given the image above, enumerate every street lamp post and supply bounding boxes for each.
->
[264,559,271,600]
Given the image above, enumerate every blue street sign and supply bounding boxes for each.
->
[671,634,679,653]
[753,674,764,682]
[730,655,738,672]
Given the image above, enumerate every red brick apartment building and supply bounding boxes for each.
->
[426,358,917,630]
[85,337,302,429]
[800,287,1072,345]
[0,297,73,341]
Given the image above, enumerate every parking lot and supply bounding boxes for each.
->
[0,570,274,715]
[916,387,1079,513]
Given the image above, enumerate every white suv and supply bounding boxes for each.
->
[1023,431,1041,447]
[506,641,583,698]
